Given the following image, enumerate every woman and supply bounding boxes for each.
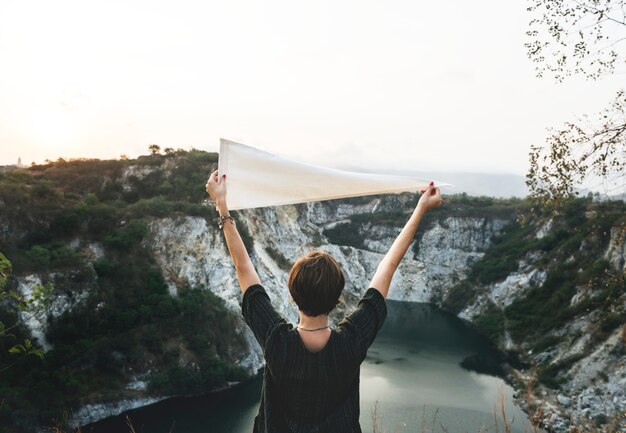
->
[206,171,442,433]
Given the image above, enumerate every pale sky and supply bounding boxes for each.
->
[0,0,624,175]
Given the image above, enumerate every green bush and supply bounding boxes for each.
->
[147,358,246,394]
[93,258,114,277]
[105,219,148,251]
[49,244,82,267]
[442,280,476,314]
[127,197,174,216]
[230,212,254,252]
[474,302,505,343]
[600,312,626,333]
[323,222,364,249]
[26,245,51,268]
[265,246,292,270]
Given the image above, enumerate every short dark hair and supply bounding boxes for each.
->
[288,250,345,317]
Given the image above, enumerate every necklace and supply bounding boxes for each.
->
[297,325,330,332]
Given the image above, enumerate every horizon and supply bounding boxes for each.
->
[0,148,536,199]
[2,147,529,177]
[8,148,626,198]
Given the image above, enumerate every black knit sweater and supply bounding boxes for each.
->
[241,284,387,433]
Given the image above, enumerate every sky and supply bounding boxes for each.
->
[0,0,624,176]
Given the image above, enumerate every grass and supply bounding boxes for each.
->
[369,379,625,433]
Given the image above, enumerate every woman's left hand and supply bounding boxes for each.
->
[206,170,227,209]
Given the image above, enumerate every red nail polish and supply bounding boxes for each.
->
[429,181,434,187]
[420,189,426,193]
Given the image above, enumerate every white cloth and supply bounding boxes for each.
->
[218,138,451,210]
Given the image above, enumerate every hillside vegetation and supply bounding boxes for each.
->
[0,151,248,432]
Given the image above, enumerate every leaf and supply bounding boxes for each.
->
[8,345,23,355]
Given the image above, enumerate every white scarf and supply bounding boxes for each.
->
[218,138,451,210]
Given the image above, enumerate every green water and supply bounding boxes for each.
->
[84,301,529,433]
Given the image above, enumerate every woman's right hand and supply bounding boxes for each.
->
[206,170,228,212]
[417,184,442,213]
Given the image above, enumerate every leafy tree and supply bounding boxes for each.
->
[525,0,626,205]
[527,90,626,206]
[148,144,161,155]
[526,0,626,81]
[0,253,10,291]
[0,252,52,373]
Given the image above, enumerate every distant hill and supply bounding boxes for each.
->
[338,166,529,198]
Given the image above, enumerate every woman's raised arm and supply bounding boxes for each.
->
[369,184,442,299]
[206,170,261,294]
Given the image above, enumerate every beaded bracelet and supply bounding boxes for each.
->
[218,214,236,230]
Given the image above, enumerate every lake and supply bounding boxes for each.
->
[83,300,529,433]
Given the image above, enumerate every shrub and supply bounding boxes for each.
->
[26,245,51,268]
[323,222,364,249]
[105,219,148,251]
[265,246,292,270]
[126,197,173,216]
[49,244,82,267]
[474,302,505,343]
[442,280,476,314]
[93,258,114,277]
[230,212,254,252]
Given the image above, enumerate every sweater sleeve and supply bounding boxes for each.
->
[338,288,387,355]
[241,284,287,352]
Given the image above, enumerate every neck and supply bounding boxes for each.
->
[298,312,329,329]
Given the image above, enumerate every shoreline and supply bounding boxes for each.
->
[71,373,262,430]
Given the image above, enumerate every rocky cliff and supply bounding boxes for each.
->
[2,155,624,431]
[144,197,626,430]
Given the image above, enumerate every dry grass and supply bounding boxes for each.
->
[50,382,623,433]
[48,413,178,433]
[369,379,624,433]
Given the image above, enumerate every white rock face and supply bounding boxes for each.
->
[142,205,509,375]
[604,226,626,275]
[560,328,626,425]
[146,216,236,300]
[119,165,159,191]
[459,267,547,321]
[145,209,507,313]
[70,396,164,427]
[16,273,90,351]
[536,219,553,239]
[413,217,508,301]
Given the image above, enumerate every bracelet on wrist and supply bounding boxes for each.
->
[217,214,236,230]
